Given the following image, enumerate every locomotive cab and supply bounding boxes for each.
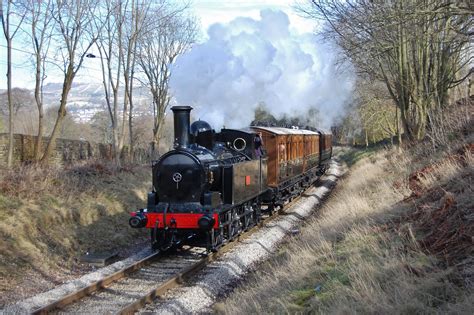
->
[217,128,266,159]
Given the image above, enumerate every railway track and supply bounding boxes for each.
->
[20,160,343,315]
[31,248,200,314]
[27,157,345,315]
[30,206,289,314]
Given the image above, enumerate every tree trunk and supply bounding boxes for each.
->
[119,44,128,159]
[127,39,138,162]
[396,105,402,147]
[34,53,44,160]
[6,36,13,167]
[128,78,134,162]
[41,68,74,163]
[119,87,128,155]
[35,109,44,159]
[112,89,121,166]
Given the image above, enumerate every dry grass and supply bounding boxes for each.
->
[0,160,151,305]
[216,136,473,313]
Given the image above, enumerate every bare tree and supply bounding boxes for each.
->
[300,0,473,142]
[23,0,55,160]
[137,5,197,153]
[0,88,38,136]
[121,0,151,160]
[356,80,398,146]
[94,0,151,165]
[41,0,103,163]
[1,0,26,167]
[0,88,34,116]
[94,0,126,165]
[90,110,112,144]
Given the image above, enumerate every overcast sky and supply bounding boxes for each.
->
[0,0,318,90]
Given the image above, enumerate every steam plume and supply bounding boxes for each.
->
[170,9,354,130]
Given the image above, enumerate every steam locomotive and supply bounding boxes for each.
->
[129,106,332,251]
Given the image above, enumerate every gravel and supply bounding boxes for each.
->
[1,247,154,314]
[140,160,342,314]
[60,252,203,314]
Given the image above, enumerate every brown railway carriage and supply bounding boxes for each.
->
[319,129,333,168]
[251,126,331,188]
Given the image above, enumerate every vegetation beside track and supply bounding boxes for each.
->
[0,161,150,306]
[216,108,473,313]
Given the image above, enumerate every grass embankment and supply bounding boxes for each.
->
[0,161,151,306]
[218,127,473,312]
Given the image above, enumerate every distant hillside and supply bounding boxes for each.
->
[1,82,154,122]
[44,82,154,122]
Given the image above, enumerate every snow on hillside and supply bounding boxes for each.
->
[41,82,153,122]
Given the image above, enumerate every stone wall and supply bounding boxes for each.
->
[0,133,114,166]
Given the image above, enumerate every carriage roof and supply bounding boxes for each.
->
[251,126,321,135]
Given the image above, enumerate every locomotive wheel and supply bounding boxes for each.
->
[228,223,235,241]
[246,212,253,230]
[254,205,262,226]
[229,208,240,240]
[242,205,251,231]
[211,228,224,252]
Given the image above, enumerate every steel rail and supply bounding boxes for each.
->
[30,251,162,314]
[30,186,309,315]
[118,223,263,315]
[118,195,308,314]
[30,224,260,314]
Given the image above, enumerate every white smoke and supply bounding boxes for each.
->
[170,9,354,130]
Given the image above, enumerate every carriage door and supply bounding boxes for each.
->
[278,136,287,181]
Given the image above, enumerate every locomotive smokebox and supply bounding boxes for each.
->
[171,106,193,149]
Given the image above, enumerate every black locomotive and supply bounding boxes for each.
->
[129,106,332,251]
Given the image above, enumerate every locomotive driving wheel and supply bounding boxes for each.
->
[242,205,250,231]
[244,202,257,230]
[228,208,241,241]
[210,227,224,252]
[253,203,262,226]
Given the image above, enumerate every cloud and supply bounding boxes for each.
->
[170,9,354,130]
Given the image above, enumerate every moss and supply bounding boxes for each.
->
[39,195,61,209]
[338,146,380,167]
[0,196,21,218]
[290,288,316,306]
[324,266,351,286]
[334,232,380,260]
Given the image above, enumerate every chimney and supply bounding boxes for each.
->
[171,106,192,149]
